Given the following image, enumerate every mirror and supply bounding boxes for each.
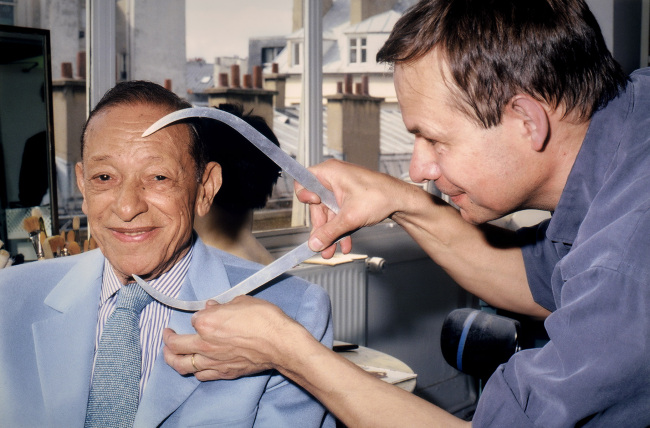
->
[0,25,58,261]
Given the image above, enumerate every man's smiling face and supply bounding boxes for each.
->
[396,50,551,224]
[76,102,202,283]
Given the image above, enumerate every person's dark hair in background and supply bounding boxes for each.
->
[193,104,281,264]
[204,103,281,214]
[377,0,628,128]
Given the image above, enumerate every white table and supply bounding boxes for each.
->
[335,341,417,392]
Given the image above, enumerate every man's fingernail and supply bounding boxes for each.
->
[309,237,324,252]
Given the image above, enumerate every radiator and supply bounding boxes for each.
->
[289,258,368,345]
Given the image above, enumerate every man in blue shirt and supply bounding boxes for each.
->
[160,0,650,426]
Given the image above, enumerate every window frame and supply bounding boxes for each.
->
[349,36,367,64]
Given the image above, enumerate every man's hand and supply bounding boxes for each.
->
[163,296,301,381]
[295,159,409,258]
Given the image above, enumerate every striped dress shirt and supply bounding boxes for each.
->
[93,246,193,397]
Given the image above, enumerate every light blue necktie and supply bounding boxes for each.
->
[85,283,153,428]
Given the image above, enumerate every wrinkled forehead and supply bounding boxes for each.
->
[84,103,193,155]
[87,102,178,132]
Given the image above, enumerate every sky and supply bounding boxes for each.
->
[186,0,294,61]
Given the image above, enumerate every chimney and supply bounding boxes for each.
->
[230,64,240,88]
[263,62,287,109]
[52,71,87,178]
[218,73,229,87]
[206,62,277,127]
[293,0,334,31]
[253,65,263,89]
[326,77,384,171]
[164,79,172,91]
[61,62,73,79]
[243,74,252,89]
[344,74,353,94]
[76,51,86,79]
[350,0,397,25]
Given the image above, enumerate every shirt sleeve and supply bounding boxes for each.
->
[517,219,560,312]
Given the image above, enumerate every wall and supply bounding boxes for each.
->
[123,0,187,96]
[587,0,644,73]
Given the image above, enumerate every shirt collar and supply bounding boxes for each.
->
[100,244,194,305]
[545,80,633,245]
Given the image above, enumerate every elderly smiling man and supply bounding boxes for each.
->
[0,80,334,428]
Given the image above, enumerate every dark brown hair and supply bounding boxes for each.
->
[377,0,628,127]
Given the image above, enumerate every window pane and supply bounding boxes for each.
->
[0,4,13,26]
[186,0,300,231]
[261,47,275,64]
[14,0,415,240]
[293,42,301,66]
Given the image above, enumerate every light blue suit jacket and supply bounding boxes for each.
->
[0,238,334,427]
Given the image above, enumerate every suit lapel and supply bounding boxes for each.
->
[32,251,104,427]
[134,239,232,426]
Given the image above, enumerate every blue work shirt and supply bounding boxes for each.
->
[473,68,650,427]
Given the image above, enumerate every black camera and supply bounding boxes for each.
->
[441,308,521,380]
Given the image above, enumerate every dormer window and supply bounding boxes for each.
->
[349,37,367,64]
[262,46,283,66]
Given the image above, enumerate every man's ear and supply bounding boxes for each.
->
[195,161,222,217]
[508,95,550,152]
[75,162,89,215]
